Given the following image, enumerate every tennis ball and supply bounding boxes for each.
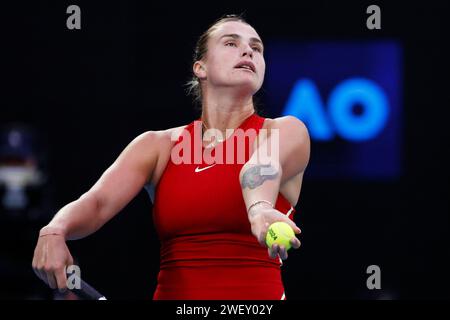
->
[266,222,295,250]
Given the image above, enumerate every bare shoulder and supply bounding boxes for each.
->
[118,125,188,178]
[84,124,191,210]
[131,125,188,150]
[263,116,310,174]
[141,124,189,186]
[263,115,309,139]
[158,125,189,144]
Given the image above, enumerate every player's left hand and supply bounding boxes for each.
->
[248,206,301,260]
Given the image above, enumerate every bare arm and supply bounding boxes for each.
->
[240,116,310,259]
[43,131,160,240]
[33,130,162,290]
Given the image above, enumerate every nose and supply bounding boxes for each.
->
[241,44,253,59]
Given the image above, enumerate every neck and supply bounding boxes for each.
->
[200,89,255,133]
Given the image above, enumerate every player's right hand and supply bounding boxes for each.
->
[32,229,74,292]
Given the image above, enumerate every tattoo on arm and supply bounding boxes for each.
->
[240,164,279,189]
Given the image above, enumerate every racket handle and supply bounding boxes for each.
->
[70,278,106,300]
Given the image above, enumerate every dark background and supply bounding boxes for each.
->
[1,1,449,299]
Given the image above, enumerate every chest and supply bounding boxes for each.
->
[153,161,251,239]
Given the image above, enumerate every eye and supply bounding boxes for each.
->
[252,46,262,53]
[225,42,237,47]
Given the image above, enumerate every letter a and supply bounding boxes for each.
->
[366,5,381,30]
[66,5,81,30]
[66,265,81,289]
[366,265,381,289]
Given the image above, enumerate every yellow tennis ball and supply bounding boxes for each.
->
[266,222,295,250]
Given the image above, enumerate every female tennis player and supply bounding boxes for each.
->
[32,14,310,300]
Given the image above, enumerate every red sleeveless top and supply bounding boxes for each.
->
[152,113,296,300]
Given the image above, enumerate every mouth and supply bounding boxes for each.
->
[234,61,256,73]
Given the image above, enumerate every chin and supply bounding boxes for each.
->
[231,76,260,92]
[233,82,259,96]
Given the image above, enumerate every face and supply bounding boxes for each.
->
[195,21,266,96]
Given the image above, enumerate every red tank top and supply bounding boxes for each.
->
[152,113,296,300]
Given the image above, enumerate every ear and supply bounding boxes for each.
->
[193,61,207,80]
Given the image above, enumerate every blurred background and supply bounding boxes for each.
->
[1,1,449,299]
